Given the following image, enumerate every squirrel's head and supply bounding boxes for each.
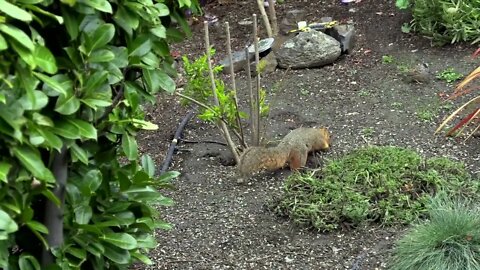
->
[318,127,330,150]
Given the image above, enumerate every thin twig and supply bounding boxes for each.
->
[225,22,246,149]
[176,91,244,143]
[204,21,240,164]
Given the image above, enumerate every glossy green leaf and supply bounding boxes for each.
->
[0,24,34,51]
[65,246,87,260]
[141,155,155,177]
[52,120,81,139]
[89,49,115,62]
[131,119,158,130]
[83,70,108,95]
[12,146,54,182]
[87,23,115,54]
[41,189,61,207]
[19,90,48,110]
[10,40,36,68]
[132,252,153,265]
[81,0,112,13]
[70,143,89,164]
[27,4,63,24]
[29,131,45,146]
[74,204,92,224]
[143,69,175,93]
[26,220,48,234]
[18,254,41,270]
[55,92,80,115]
[135,234,156,249]
[122,133,138,160]
[101,233,137,250]
[0,209,18,234]
[149,25,166,38]
[33,46,57,74]
[128,35,151,57]
[113,6,138,35]
[154,3,170,16]
[61,5,79,40]
[103,243,131,264]
[81,169,102,194]
[34,73,70,96]
[158,171,180,182]
[36,128,63,151]
[66,119,97,140]
[32,113,54,126]
[81,98,112,109]
[0,162,12,183]
[0,0,32,21]
[0,33,7,51]
[110,46,128,68]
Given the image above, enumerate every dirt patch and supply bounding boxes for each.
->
[137,0,480,269]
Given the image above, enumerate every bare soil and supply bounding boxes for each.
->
[137,0,480,269]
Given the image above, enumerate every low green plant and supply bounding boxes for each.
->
[358,90,371,97]
[181,49,269,146]
[389,194,480,270]
[382,55,395,64]
[436,68,464,83]
[396,0,480,44]
[416,108,436,122]
[361,127,374,137]
[270,146,480,232]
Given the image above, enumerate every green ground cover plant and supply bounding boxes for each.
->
[271,146,480,232]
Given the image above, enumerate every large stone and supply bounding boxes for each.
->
[326,24,356,54]
[276,30,341,69]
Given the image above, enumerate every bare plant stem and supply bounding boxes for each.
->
[225,22,246,149]
[256,0,272,37]
[204,21,240,163]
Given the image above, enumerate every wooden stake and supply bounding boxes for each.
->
[267,0,278,36]
[256,0,272,38]
[225,22,246,149]
[204,21,240,163]
[253,14,261,146]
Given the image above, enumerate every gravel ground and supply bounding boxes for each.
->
[135,0,480,269]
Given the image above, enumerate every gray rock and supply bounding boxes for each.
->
[280,9,306,34]
[326,24,356,54]
[247,52,278,75]
[276,30,341,69]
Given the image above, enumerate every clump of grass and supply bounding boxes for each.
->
[270,146,479,232]
[389,194,480,270]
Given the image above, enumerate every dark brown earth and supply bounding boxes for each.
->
[137,0,480,269]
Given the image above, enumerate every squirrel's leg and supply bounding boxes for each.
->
[288,146,308,171]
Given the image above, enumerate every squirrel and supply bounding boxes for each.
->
[237,127,331,177]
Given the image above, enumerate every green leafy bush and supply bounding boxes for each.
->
[396,0,480,44]
[389,194,480,270]
[0,0,197,268]
[270,146,480,232]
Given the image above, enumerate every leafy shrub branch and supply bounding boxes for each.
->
[0,0,198,268]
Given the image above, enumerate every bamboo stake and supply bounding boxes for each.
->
[203,21,240,163]
[225,22,246,149]
[256,0,272,38]
[253,14,261,146]
[244,46,256,146]
[267,0,278,36]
